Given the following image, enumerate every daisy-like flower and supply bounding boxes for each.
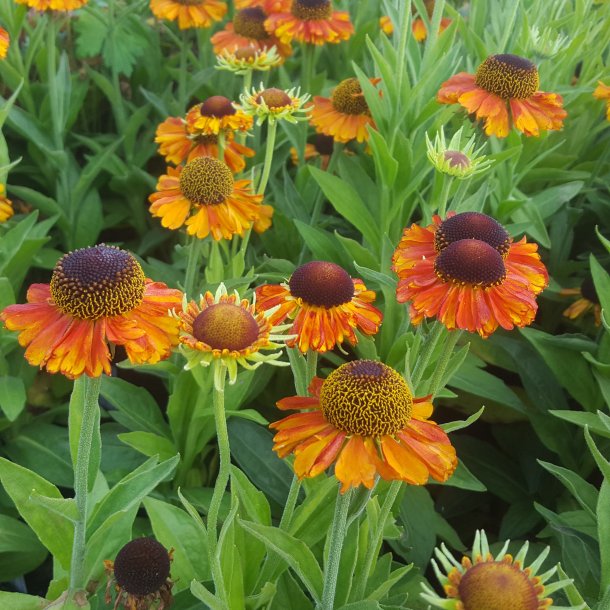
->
[561,274,601,326]
[236,0,291,11]
[594,81,610,121]
[255,261,382,353]
[176,283,290,386]
[438,54,567,138]
[271,359,457,493]
[104,538,173,610]
[0,184,14,222]
[426,127,493,179]
[240,85,310,124]
[155,115,255,171]
[188,96,253,135]
[149,0,227,30]
[309,77,379,143]
[211,8,292,58]
[289,133,334,168]
[422,530,579,610]
[149,156,272,240]
[0,27,9,59]
[392,212,549,338]
[15,0,87,9]
[0,245,181,379]
[265,0,354,46]
[216,45,282,74]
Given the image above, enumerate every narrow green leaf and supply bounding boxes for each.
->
[0,592,46,610]
[0,376,26,421]
[538,460,598,517]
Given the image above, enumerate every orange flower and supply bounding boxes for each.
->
[392,212,548,338]
[289,133,334,168]
[594,81,610,121]
[379,15,393,35]
[438,54,566,138]
[0,185,13,222]
[255,261,382,353]
[270,360,457,493]
[0,245,181,379]
[211,8,292,58]
[236,0,291,11]
[149,0,227,30]
[155,115,254,171]
[148,157,272,240]
[561,275,601,326]
[309,77,378,143]
[187,96,253,135]
[265,0,353,46]
[0,27,9,59]
[411,16,451,41]
[15,0,87,8]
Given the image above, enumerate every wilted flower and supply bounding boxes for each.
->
[426,127,493,178]
[240,85,310,124]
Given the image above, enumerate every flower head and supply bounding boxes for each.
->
[15,0,87,9]
[240,84,310,124]
[392,212,548,338]
[0,27,9,59]
[236,0,291,11]
[426,127,493,178]
[438,54,567,138]
[309,77,379,143]
[104,537,173,610]
[0,245,181,378]
[149,0,227,30]
[594,81,610,121]
[290,133,335,168]
[216,45,283,74]
[255,261,382,353]
[176,283,290,386]
[149,156,272,240]
[271,359,457,492]
[265,0,354,46]
[188,96,253,135]
[422,530,578,610]
[561,274,601,326]
[0,185,13,222]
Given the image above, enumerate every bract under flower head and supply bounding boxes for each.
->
[240,84,310,124]
[216,45,282,74]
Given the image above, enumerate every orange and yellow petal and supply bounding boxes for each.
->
[255,284,299,325]
[594,81,610,120]
[49,0,87,9]
[0,189,13,222]
[437,72,478,104]
[149,0,227,29]
[155,117,192,165]
[309,97,375,143]
[192,111,253,135]
[236,0,291,11]
[0,27,9,59]
[265,11,353,46]
[509,92,566,136]
[379,15,393,35]
[412,16,451,42]
[14,0,51,8]
[148,168,193,231]
[458,87,510,138]
[505,238,548,294]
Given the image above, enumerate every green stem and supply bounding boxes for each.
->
[217,130,226,161]
[184,237,201,298]
[305,350,318,388]
[301,43,316,94]
[69,375,102,593]
[410,322,444,391]
[429,329,462,397]
[319,487,353,610]
[352,480,401,601]
[179,29,189,110]
[437,174,453,218]
[46,14,62,150]
[257,119,278,195]
[208,364,230,602]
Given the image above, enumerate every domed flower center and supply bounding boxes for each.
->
[320,360,412,436]
[331,78,369,115]
[581,275,599,304]
[233,8,269,40]
[435,212,511,256]
[475,54,539,99]
[200,96,236,118]
[291,0,332,21]
[234,45,259,60]
[435,239,507,287]
[179,157,234,205]
[192,303,259,351]
[444,150,470,169]
[289,261,354,308]
[113,537,171,597]
[313,133,334,155]
[193,133,219,145]
[457,560,540,610]
[256,88,292,109]
[50,245,145,321]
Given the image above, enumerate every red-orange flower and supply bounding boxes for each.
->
[561,275,601,326]
[265,0,353,46]
[0,245,181,379]
[155,115,254,171]
[438,54,566,138]
[594,81,610,121]
[211,7,292,58]
[255,261,382,353]
[379,15,451,41]
[149,0,227,29]
[271,360,457,493]
[392,212,548,338]
[236,0,291,11]
[309,77,379,143]
[15,0,88,9]
[0,27,9,59]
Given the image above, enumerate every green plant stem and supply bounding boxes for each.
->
[429,329,462,397]
[46,14,62,150]
[257,119,278,195]
[352,479,401,601]
[305,349,318,388]
[319,487,353,610]
[301,43,316,93]
[208,364,230,602]
[184,237,201,298]
[179,29,189,110]
[68,375,102,593]
[437,174,453,218]
[217,130,226,161]
[410,322,444,391]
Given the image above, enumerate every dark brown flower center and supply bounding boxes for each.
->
[313,133,334,155]
[320,360,412,436]
[256,88,292,109]
[434,239,507,288]
[475,54,539,99]
[193,133,219,145]
[291,0,332,20]
[234,45,259,60]
[192,303,259,351]
[233,8,270,40]
[457,561,540,610]
[435,212,511,256]
[289,261,354,308]
[200,96,236,118]
[331,78,369,115]
[113,537,171,597]
[444,150,470,169]
[179,157,234,205]
[50,245,145,321]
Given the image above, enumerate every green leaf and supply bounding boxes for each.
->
[0,458,73,569]
[239,519,323,604]
[591,254,610,320]
[538,460,598,517]
[28,492,78,523]
[598,480,610,593]
[0,515,47,582]
[231,466,271,526]
[0,375,26,421]
[190,579,225,610]
[0,592,46,610]
[550,410,610,439]
[440,460,486,492]
[441,406,485,432]
[585,428,610,481]
[118,431,177,461]
[294,220,350,268]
